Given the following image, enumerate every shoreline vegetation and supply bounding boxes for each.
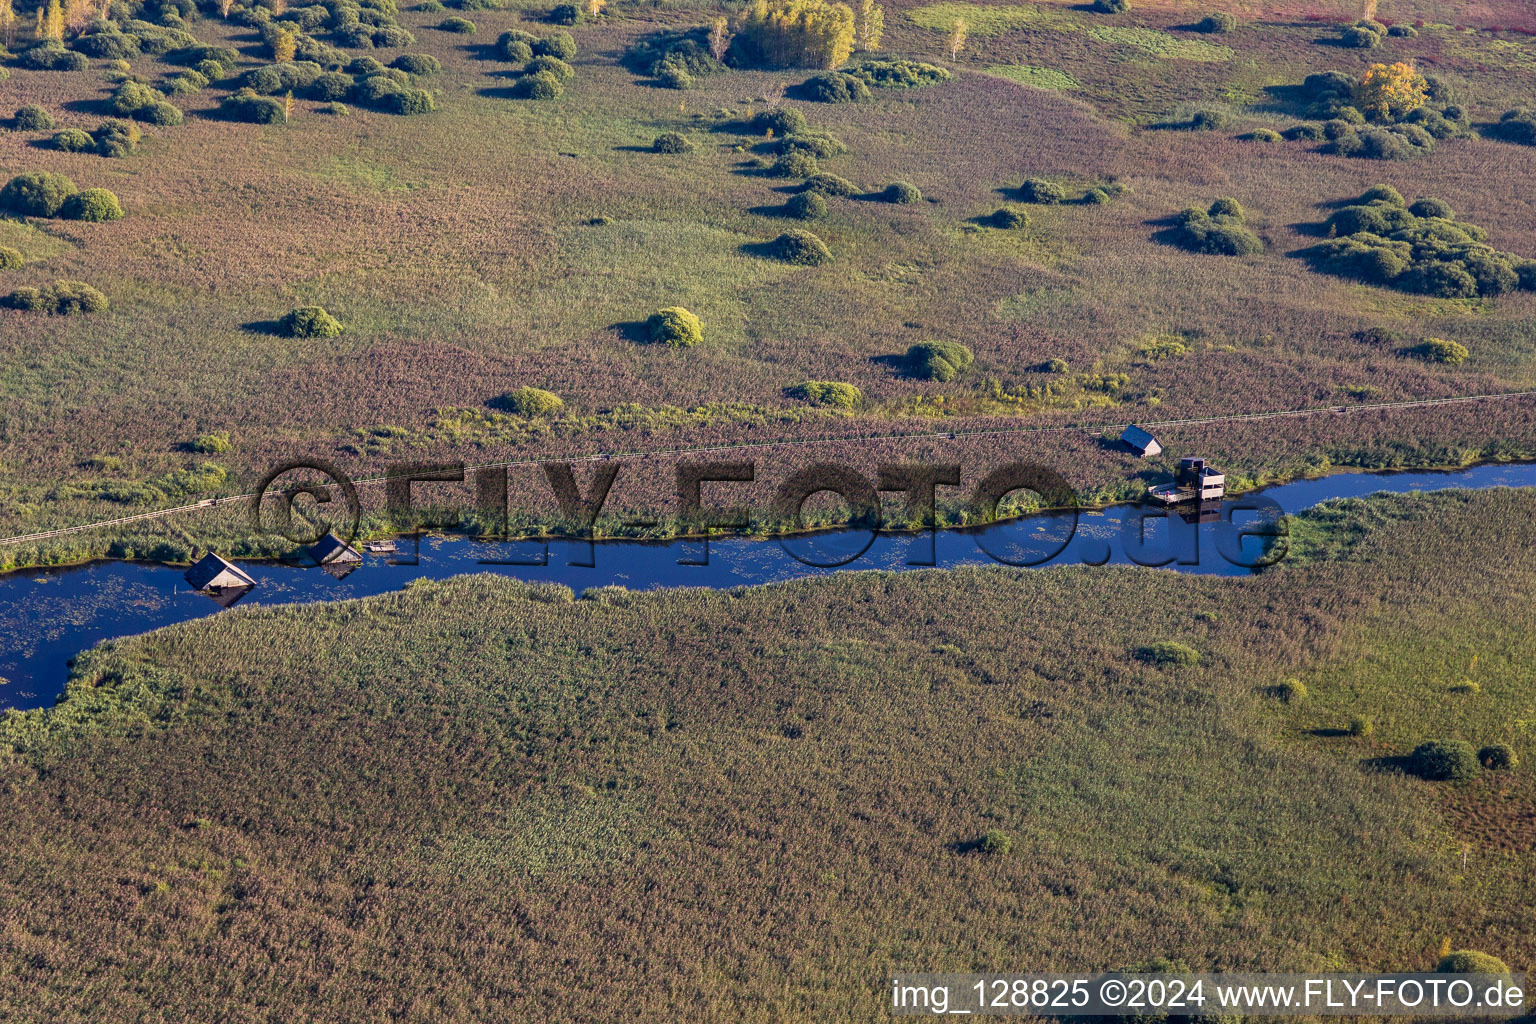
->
[2,451,1535,576]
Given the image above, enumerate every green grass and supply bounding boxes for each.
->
[1,489,1533,1019]
[1085,25,1236,62]
[982,64,1081,90]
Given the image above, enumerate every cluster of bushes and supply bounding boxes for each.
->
[50,119,143,157]
[1326,120,1439,161]
[221,90,290,123]
[0,247,23,271]
[624,26,725,89]
[1018,178,1129,205]
[494,30,577,99]
[0,173,124,221]
[1487,108,1536,146]
[279,305,343,337]
[18,41,93,71]
[1407,739,1518,781]
[1305,186,1536,298]
[788,380,862,407]
[800,70,871,103]
[846,58,950,89]
[3,280,109,315]
[1169,198,1263,256]
[906,341,973,381]
[647,306,703,347]
[1338,18,1387,48]
[108,81,185,126]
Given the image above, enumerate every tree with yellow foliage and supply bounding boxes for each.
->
[585,0,604,18]
[946,16,966,60]
[40,0,65,41]
[1356,61,1427,122]
[272,28,297,62]
[857,0,883,51]
[733,0,856,69]
[708,16,728,61]
[63,0,95,33]
[0,0,17,48]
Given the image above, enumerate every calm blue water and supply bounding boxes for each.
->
[3,460,1534,710]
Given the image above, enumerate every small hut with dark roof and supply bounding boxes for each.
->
[1119,424,1162,458]
[308,532,362,567]
[185,552,257,592]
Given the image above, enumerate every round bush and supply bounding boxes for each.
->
[789,380,861,407]
[10,280,109,314]
[94,120,142,157]
[1342,25,1380,47]
[1134,641,1200,666]
[882,181,922,204]
[0,172,78,218]
[769,229,832,266]
[384,88,436,115]
[496,30,536,60]
[648,306,703,347]
[1437,951,1511,975]
[533,31,576,60]
[802,173,855,197]
[657,64,693,90]
[1408,739,1480,781]
[52,128,96,152]
[1245,128,1282,142]
[392,53,441,75]
[549,2,580,24]
[525,55,574,82]
[753,107,807,136]
[1208,196,1244,220]
[310,72,355,99]
[801,71,871,104]
[135,101,185,126]
[1283,123,1325,141]
[1275,679,1307,704]
[221,90,288,123]
[770,151,819,178]
[196,58,228,80]
[1189,109,1228,131]
[499,386,564,416]
[348,56,389,76]
[60,189,125,222]
[785,190,826,220]
[1020,178,1068,204]
[1091,0,1126,11]
[373,25,416,47]
[279,305,343,338]
[1081,186,1110,204]
[652,132,693,154]
[906,340,973,381]
[516,70,563,99]
[777,131,845,158]
[1478,743,1517,771]
[14,105,55,132]
[976,829,1012,856]
[991,207,1026,228]
[439,16,476,32]
[1193,12,1235,32]
[1347,716,1373,737]
[0,246,22,271]
[1408,197,1454,219]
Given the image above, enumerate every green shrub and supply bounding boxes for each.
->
[382,88,435,115]
[221,89,288,123]
[1387,24,1417,37]
[1171,205,1263,256]
[166,71,208,94]
[516,70,563,99]
[5,280,109,314]
[18,42,90,71]
[1478,743,1517,771]
[196,58,229,80]
[775,131,845,158]
[1283,123,1325,141]
[0,172,78,218]
[60,189,125,222]
[770,151,819,178]
[94,120,142,158]
[1134,641,1200,667]
[110,81,164,115]
[789,380,861,407]
[800,70,871,103]
[1347,716,1373,737]
[752,107,808,136]
[782,190,825,220]
[499,386,565,416]
[906,341,973,381]
[1193,12,1235,32]
[1244,128,1282,142]
[1208,196,1244,220]
[882,181,922,204]
[51,128,96,152]
[1408,197,1453,219]
[1341,25,1380,47]
[1437,951,1510,974]
[647,306,703,347]
[802,173,855,197]
[533,31,576,59]
[278,305,343,338]
[440,15,476,31]
[135,101,184,126]
[549,2,580,24]
[976,829,1012,855]
[392,53,441,75]
[310,72,355,99]
[847,58,951,89]
[1091,0,1126,11]
[990,207,1026,228]
[1020,178,1067,204]
[0,247,22,271]
[14,105,55,131]
[1188,109,1228,131]
[188,431,233,453]
[1489,108,1536,147]
[497,33,534,61]
[1275,679,1307,703]
[653,132,693,153]
[1410,338,1468,364]
[525,55,574,82]
[768,228,832,266]
[323,101,350,115]
[1407,740,1480,782]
